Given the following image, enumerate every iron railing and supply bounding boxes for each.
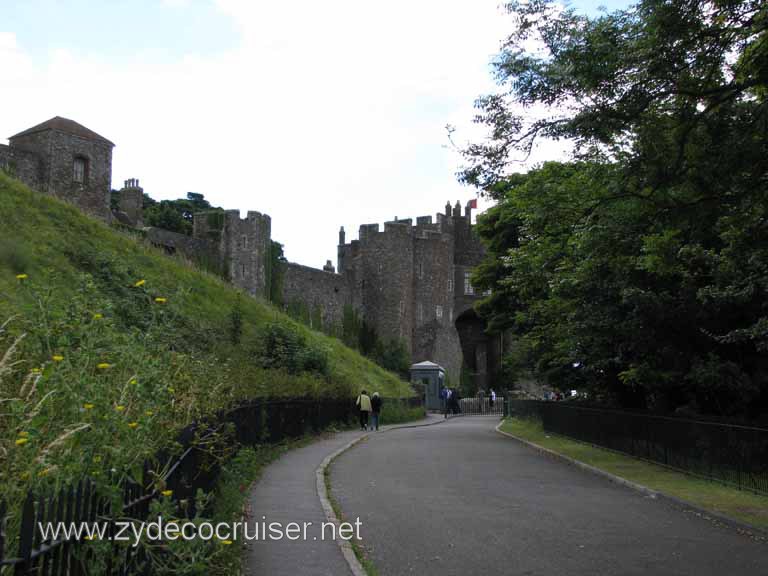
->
[506,400,768,495]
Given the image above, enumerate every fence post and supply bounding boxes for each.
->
[0,500,6,568]
[16,491,35,576]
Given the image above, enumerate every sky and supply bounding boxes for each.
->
[1,0,632,268]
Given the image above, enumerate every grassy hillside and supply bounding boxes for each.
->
[0,172,409,508]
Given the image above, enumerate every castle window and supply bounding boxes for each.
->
[241,235,248,249]
[418,303,423,323]
[417,262,423,279]
[464,271,474,295]
[73,157,88,184]
[436,305,443,319]
[241,264,246,278]
[447,279,453,292]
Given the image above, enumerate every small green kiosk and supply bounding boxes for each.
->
[410,361,445,411]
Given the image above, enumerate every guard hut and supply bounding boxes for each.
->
[410,361,445,411]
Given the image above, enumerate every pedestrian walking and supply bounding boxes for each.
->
[370,392,382,431]
[442,387,452,418]
[490,388,496,411]
[356,390,372,430]
[452,388,462,415]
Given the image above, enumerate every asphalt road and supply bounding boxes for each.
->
[330,416,768,576]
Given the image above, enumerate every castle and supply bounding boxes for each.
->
[1,117,506,389]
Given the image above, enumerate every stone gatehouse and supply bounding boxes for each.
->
[2,116,506,389]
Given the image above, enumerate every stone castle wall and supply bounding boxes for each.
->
[282,263,353,333]
[0,144,42,190]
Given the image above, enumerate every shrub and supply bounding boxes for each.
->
[256,322,329,377]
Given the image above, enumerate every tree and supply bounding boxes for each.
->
[464,0,768,417]
[143,193,220,236]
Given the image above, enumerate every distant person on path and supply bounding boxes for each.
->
[490,389,496,411]
[442,387,452,418]
[452,388,462,415]
[356,390,372,430]
[370,392,382,431]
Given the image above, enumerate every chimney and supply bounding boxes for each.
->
[323,260,336,273]
[339,226,346,245]
[118,178,144,228]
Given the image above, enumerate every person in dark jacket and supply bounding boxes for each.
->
[452,388,462,415]
[370,392,382,431]
[442,387,452,418]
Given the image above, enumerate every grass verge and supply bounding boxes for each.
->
[500,417,768,530]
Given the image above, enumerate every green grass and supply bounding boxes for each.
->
[500,418,768,530]
[0,173,412,566]
[379,401,426,425]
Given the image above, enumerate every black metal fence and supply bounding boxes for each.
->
[0,396,359,575]
[506,400,768,495]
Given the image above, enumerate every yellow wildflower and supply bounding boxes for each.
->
[128,422,139,429]
[15,438,29,446]
[18,431,29,438]
[161,490,173,497]
[145,410,154,416]
[83,403,95,410]
[97,363,111,370]
[31,367,42,374]
[115,405,125,412]
[134,279,146,287]
[221,540,233,545]
[167,387,175,394]
[154,297,167,304]
[16,273,28,280]
[93,313,103,320]
[52,355,64,362]
[129,377,138,385]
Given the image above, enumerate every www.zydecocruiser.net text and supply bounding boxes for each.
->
[38,516,363,549]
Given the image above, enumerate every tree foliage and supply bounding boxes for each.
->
[465,0,768,418]
[143,192,221,236]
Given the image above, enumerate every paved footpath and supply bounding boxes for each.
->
[330,416,768,576]
[243,415,444,575]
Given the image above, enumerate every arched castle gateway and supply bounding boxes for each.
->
[1,117,508,389]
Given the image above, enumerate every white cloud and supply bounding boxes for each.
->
[0,1,567,268]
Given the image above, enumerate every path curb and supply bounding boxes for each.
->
[495,421,768,542]
[316,416,448,576]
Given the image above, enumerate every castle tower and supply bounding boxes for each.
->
[225,211,272,298]
[337,226,346,274]
[7,117,114,220]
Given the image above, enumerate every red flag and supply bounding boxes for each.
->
[468,198,478,209]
